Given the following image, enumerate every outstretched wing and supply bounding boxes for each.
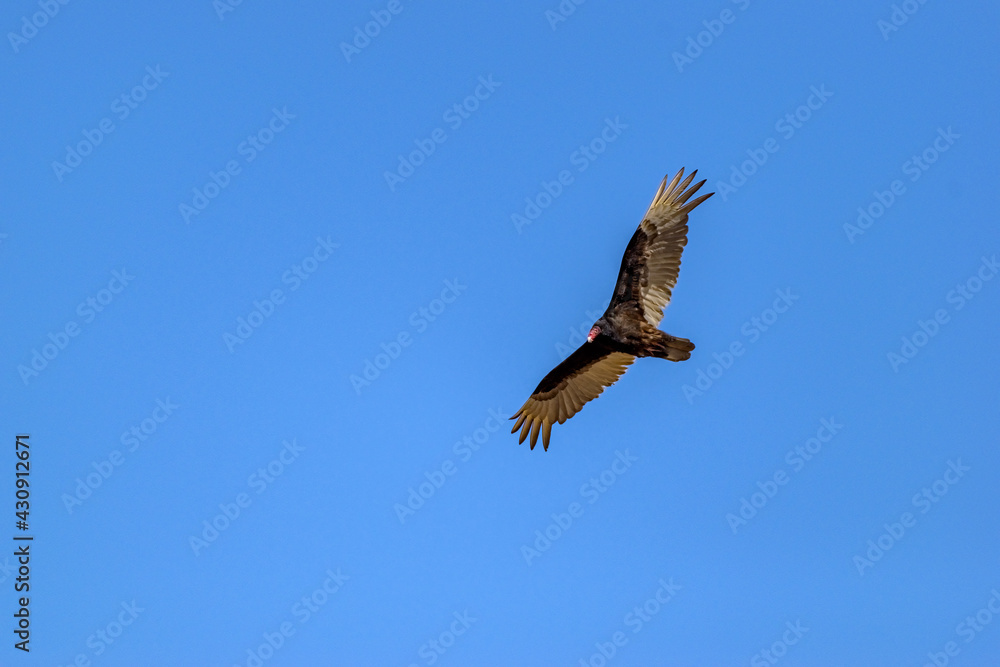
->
[510,342,634,451]
[609,168,713,326]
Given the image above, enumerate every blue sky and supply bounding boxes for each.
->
[1,0,999,664]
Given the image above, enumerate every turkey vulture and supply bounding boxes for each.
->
[511,168,713,451]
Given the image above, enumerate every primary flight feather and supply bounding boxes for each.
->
[511,168,713,451]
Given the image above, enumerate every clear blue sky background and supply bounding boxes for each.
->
[1,0,999,664]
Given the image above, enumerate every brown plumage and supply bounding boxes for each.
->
[511,168,713,451]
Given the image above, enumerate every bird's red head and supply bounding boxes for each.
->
[587,325,601,342]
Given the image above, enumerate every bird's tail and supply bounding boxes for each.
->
[655,334,695,362]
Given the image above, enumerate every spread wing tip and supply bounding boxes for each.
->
[650,169,714,211]
[680,190,714,214]
[510,412,526,433]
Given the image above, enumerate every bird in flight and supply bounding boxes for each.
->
[511,168,713,451]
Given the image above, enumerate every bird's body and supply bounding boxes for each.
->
[511,168,713,451]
